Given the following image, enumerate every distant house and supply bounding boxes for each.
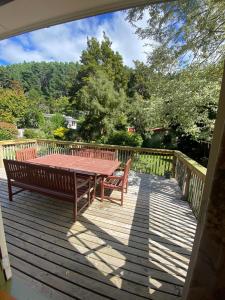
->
[45,114,77,130]
[127,127,136,133]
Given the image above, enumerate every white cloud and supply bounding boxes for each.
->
[0,11,154,67]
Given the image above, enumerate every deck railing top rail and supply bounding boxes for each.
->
[0,139,36,146]
[37,139,174,154]
[174,150,207,181]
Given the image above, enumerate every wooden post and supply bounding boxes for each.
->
[0,204,12,281]
[171,152,177,178]
[183,168,191,201]
[182,63,225,299]
[0,145,4,168]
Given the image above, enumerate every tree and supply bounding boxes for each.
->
[0,122,18,140]
[151,63,223,141]
[50,113,67,130]
[0,85,28,124]
[0,61,80,101]
[127,61,152,99]
[74,69,127,141]
[72,34,128,94]
[51,96,72,115]
[18,109,45,129]
[127,92,164,137]
[70,35,129,141]
[127,1,225,70]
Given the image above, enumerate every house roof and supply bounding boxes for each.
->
[0,0,165,41]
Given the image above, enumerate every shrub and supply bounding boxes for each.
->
[143,131,177,149]
[53,127,69,140]
[65,129,78,141]
[0,122,18,140]
[107,131,143,147]
[23,128,46,139]
[143,132,164,148]
[50,113,67,130]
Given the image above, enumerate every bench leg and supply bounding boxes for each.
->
[88,181,91,206]
[7,180,13,201]
[92,175,97,202]
[101,180,104,202]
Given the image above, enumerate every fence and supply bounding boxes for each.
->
[0,139,207,218]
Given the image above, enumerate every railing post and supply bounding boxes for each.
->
[115,149,118,160]
[0,145,4,168]
[183,168,191,201]
[0,204,12,280]
[172,152,177,178]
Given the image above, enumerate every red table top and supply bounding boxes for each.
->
[27,154,121,176]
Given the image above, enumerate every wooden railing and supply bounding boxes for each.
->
[0,139,36,167]
[173,151,207,217]
[0,139,207,218]
[37,139,174,176]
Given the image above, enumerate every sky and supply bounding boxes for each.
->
[0,11,153,67]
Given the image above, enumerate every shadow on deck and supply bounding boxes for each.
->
[0,169,196,300]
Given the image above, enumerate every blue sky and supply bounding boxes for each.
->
[0,11,153,67]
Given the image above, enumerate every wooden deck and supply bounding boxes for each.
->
[0,169,197,300]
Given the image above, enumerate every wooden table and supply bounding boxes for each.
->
[27,154,121,176]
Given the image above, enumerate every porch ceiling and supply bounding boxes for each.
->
[0,0,165,41]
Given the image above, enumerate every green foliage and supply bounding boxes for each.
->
[65,129,78,141]
[0,86,28,124]
[18,109,45,128]
[143,131,177,149]
[38,113,67,139]
[53,127,69,140]
[127,61,152,99]
[70,35,130,142]
[23,128,46,139]
[74,69,127,141]
[52,96,72,115]
[152,64,222,141]
[127,1,225,70]
[50,113,67,130]
[107,131,143,147]
[0,62,79,99]
[127,92,164,137]
[75,34,128,92]
[0,122,18,140]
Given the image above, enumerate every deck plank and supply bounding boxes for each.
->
[0,170,196,300]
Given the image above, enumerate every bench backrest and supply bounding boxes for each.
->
[4,159,76,195]
[70,148,116,160]
[15,147,37,161]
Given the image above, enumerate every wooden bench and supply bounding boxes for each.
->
[15,147,37,161]
[70,148,116,160]
[3,159,95,221]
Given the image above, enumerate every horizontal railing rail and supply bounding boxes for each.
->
[0,139,207,218]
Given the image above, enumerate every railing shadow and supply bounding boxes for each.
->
[0,168,197,299]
